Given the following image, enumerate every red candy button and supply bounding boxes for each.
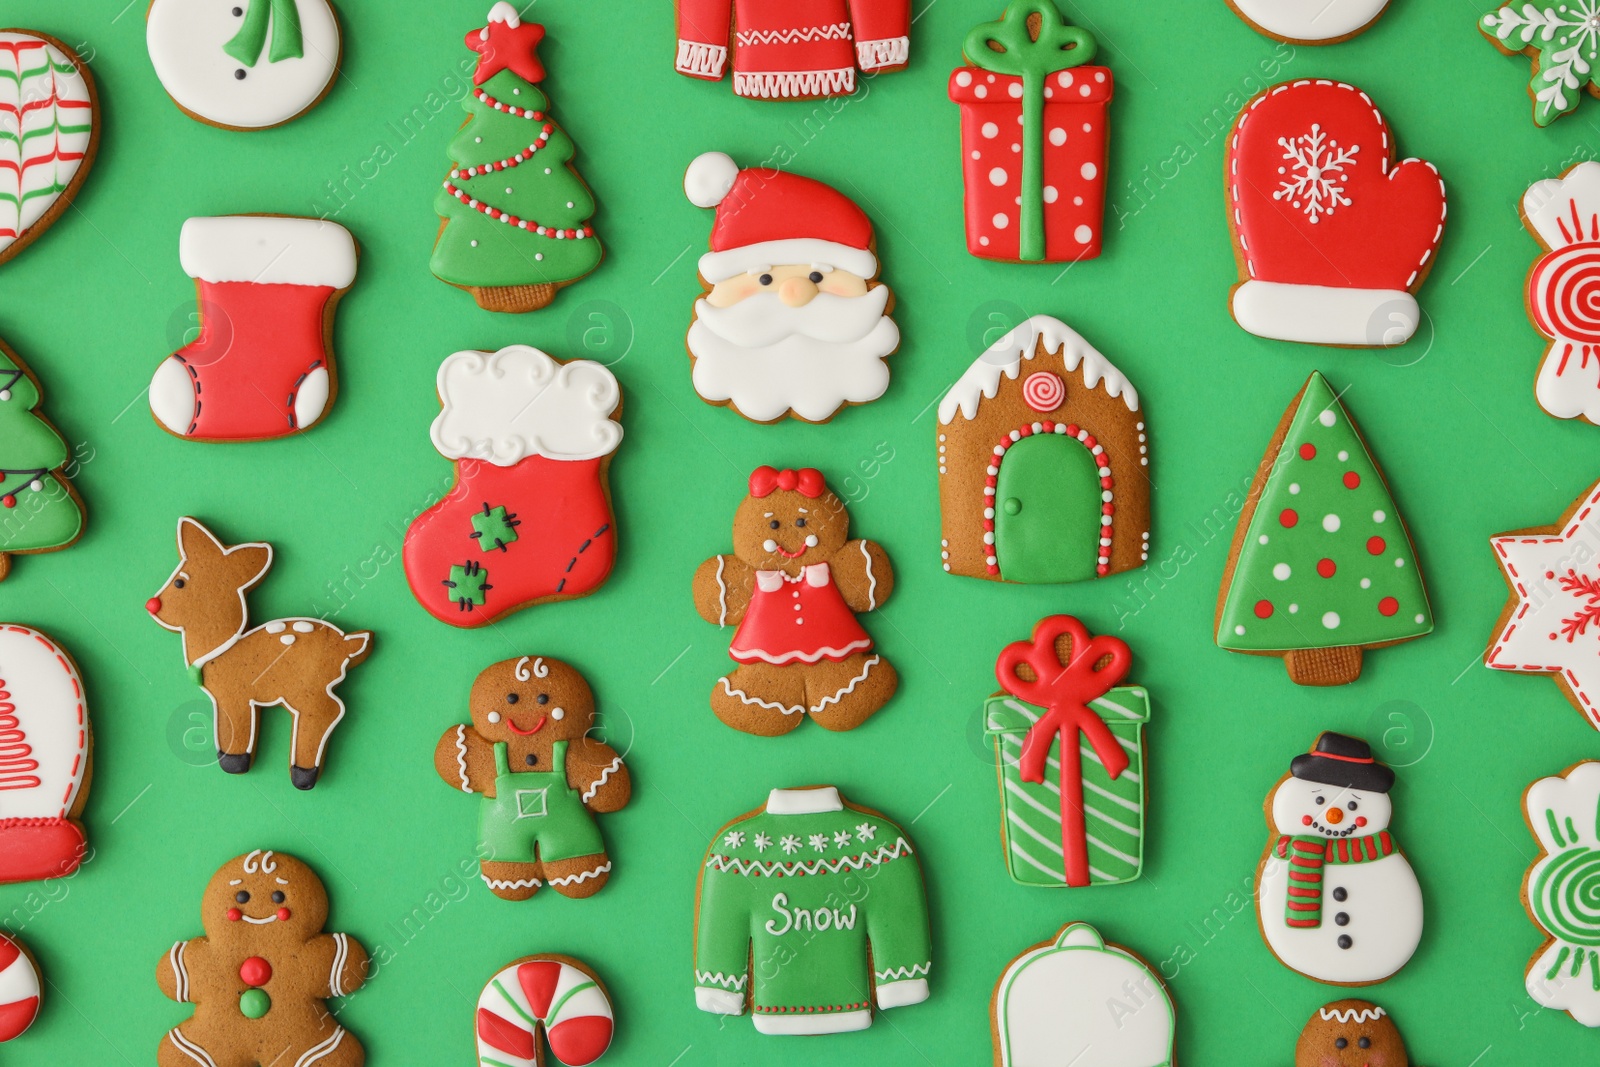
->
[276,908,291,921]
[225,908,242,922]
[240,956,272,987]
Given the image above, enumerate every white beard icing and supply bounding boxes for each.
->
[688,288,898,421]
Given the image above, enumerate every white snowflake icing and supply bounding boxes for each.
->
[808,833,829,853]
[856,822,877,842]
[779,834,801,855]
[722,830,746,849]
[833,830,853,847]
[1274,123,1358,223]
[753,833,772,852]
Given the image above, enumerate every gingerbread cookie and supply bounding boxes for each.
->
[148,216,357,441]
[1226,79,1446,347]
[691,466,897,735]
[1485,478,1600,731]
[1296,1001,1416,1066]
[991,922,1173,1067]
[146,0,342,130]
[432,4,601,313]
[693,786,931,1035]
[949,2,1112,263]
[1216,372,1432,686]
[476,954,614,1066]
[985,616,1149,888]
[673,0,909,100]
[157,850,368,1067]
[146,518,373,790]
[0,933,40,1042]
[683,152,899,423]
[0,624,90,886]
[0,31,97,267]
[1227,0,1391,44]
[1256,733,1423,985]
[1522,761,1600,1027]
[404,345,622,627]
[1519,162,1600,424]
[434,656,630,902]
[1482,2,1600,127]
[0,339,85,580]
[937,316,1148,582]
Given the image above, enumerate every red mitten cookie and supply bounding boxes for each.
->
[0,625,90,885]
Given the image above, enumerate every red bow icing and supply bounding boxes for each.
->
[749,466,826,499]
[997,615,1131,887]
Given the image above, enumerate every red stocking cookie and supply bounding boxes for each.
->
[691,466,897,735]
[156,850,368,1067]
[0,624,89,885]
[476,954,614,1066]
[0,933,40,1041]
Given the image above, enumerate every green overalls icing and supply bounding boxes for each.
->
[479,740,604,864]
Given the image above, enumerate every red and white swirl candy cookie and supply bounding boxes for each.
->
[477,954,614,1066]
[0,933,40,1042]
[1521,162,1600,425]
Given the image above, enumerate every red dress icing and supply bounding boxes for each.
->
[729,563,871,665]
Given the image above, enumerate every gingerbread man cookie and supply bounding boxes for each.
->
[1295,1000,1416,1066]
[434,656,631,902]
[156,850,368,1067]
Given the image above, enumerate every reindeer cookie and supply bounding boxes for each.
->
[146,518,373,790]
[691,466,897,735]
[434,656,630,902]
[157,850,368,1067]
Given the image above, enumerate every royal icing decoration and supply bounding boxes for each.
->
[1217,372,1432,686]
[1227,79,1446,347]
[1227,0,1391,43]
[403,345,622,628]
[1482,1,1600,126]
[683,152,898,423]
[146,518,374,790]
[1523,762,1600,1026]
[1520,162,1600,424]
[148,216,357,441]
[146,0,341,129]
[949,1,1111,262]
[476,955,614,1066]
[0,32,96,265]
[984,616,1150,887]
[1256,733,1424,985]
[0,934,39,1042]
[694,787,931,1035]
[991,922,1174,1067]
[0,625,88,886]
[1294,1000,1416,1067]
[432,6,601,313]
[937,316,1149,583]
[1486,478,1600,730]
[0,340,85,581]
[674,0,910,99]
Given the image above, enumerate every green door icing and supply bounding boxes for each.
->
[994,434,1100,584]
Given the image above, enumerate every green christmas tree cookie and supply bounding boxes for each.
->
[0,340,85,581]
[1481,2,1600,127]
[1216,372,1431,686]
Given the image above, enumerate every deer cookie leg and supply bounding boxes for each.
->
[480,860,543,901]
[806,652,896,732]
[543,853,612,899]
[285,691,346,791]
[209,692,259,775]
[710,663,807,736]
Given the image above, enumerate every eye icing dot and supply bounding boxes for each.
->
[769,520,780,529]
[795,518,807,527]
[271,891,285,903]
[506,692,519,704]
[1358,1038,1370,1049]
[759,273,773,286]
[235,891,250,903]
[1335,1038,1347,1050]
[536,694,549,705]
[808,271,823,283]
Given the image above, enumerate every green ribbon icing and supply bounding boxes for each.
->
[224,0,305,68]
[963,1,1097,261]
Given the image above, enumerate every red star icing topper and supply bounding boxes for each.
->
[467,15,546,86]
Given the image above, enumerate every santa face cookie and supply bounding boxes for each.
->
[1482,1,1600,127]
[403,345,622,627]
[1519,162,1600,424]
[692,467,898,735]
[683,152,899,423]
[0,625,90,886]
[1296,1001,1412,1066]
[0,31,97,267]
[1227,0,1391,43]
[991,922,1173,1067]
[1226,79,1446,347]
[0,933,40,1042]
[1255,733,1423,985]
[156,851,368,1067]
[1522,761,1600,1027]
[475,954,615,1066]
[0,339,86,581]
[146,0,342,130]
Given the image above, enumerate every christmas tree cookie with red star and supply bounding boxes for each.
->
[432,3,602,313]
[1216,372,1432,686]
[0,340,84,580]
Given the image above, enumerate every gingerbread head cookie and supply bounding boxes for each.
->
[692,466,897,735]
[156,850,368,1067]
[1295,1001,1412,1066]
[434,656,631,902]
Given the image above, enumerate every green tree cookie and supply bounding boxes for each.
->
[1481,2,1600,127]
[0,342,84,580]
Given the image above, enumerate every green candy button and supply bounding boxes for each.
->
[1003,498,1022,516]
[239,988,271,1019]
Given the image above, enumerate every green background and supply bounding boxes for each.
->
[2,0,1596,1062]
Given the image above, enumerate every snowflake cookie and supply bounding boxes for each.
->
[1482,1,1600,127]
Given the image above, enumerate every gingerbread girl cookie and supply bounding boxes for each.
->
[434,656,631,902]
[692,466,897,735]
[157,850,368,1067]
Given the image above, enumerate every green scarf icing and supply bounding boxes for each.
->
[224,0,305,67]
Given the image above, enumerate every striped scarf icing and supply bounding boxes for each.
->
[1275,831,1395,927]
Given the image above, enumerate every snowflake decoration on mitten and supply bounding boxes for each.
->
[1482,0,1600,126]
[1274,124,1358,223]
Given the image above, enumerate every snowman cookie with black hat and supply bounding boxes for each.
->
[1255,732,1423,985]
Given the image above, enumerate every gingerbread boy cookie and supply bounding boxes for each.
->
[434,656,631,902]
[692,466,897,735]
[1295,1001,1417,1066]
[157,850,368,1067]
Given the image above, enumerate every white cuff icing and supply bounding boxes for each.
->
[695,986,746,1015]
[1231,280,1419,347]
[699,238,877,284]
[677,40,728,78]
[875,977,930,1009]
[180,216,357,288]
[754,1008,873,1035]
[856,36,909,70]
[431,345,623,465]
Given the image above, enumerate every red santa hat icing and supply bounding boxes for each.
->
[685,151,878,283]
[1227,80,1446,346]
[180,216,357,289]
[430,344,622,465]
